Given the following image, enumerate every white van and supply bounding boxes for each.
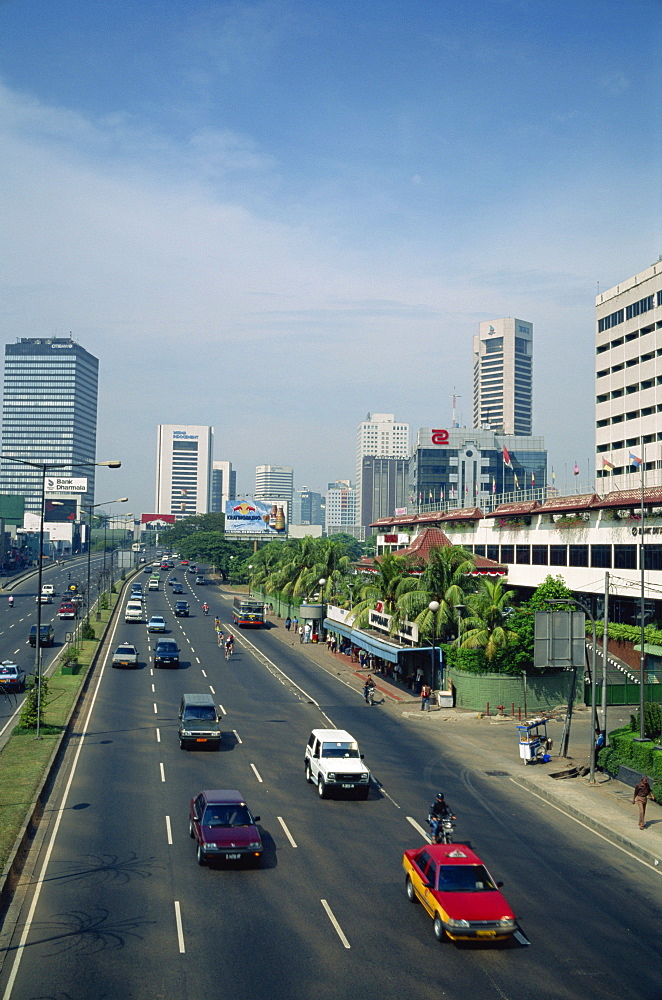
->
[125,600,144,623]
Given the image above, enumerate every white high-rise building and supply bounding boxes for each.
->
[595,260,662,491]
[254,465,294,505]
[155,425,213,519]
[355,413,409,525]
[473,318,533,435]
[211,460,236,512]
[325,480,357,532]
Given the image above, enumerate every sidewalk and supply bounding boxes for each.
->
[266,614,662,870]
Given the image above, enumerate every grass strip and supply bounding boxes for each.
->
[0,590,121,873]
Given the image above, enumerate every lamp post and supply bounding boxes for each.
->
[428,600,440,689]
[248,564,253,597]
[83,498,129,625]
[0,455,120,738]
[451,603,465,691]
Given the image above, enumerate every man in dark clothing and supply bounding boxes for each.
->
[429,792,454,842]
[632,775,656,829]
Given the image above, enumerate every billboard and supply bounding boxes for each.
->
[44,476,88,493]
[141,514,177,531]
[225,500,288,535]
[0,495,25,526]
[44,498,78,522]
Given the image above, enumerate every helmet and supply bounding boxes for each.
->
[436,792,445,801]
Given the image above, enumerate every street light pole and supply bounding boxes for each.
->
[428,600,440,690]
[0,455,120,738]
[84,497,128,627]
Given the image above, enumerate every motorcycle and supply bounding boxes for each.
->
[7,596,13,608]
[428,813,455,844]
[202,606,209,616]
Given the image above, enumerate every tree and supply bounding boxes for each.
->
[395,545,477,642]
[350,552,417,627]
[505,574,574,673]
[460,578,518,661]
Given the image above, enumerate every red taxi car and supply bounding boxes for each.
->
[402,843,517,943]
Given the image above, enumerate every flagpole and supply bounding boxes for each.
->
[639,446,646,739]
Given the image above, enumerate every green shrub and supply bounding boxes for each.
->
[630,740,656,773]
[597,746,619,776]
[99,593,109,610]
[80,620,96,641]
[19,677,49,729]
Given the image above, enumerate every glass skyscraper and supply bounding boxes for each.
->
[0,337,99,513]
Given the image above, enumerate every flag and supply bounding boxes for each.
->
[418,492,422,502]
[492,476,496,494]
[502,446,513,469]
[629,453,642,468]
[602,457,615,471]
[465,485,469,494]
[429,490,433,500]
[573,462,579,476]
[514,473,520,489]
[551,466,556,482]
[409,495,414,504]
[531,471,535,487]
[440,488,444,501]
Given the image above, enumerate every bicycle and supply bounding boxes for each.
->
[224,642,233,660]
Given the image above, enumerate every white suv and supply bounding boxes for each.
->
[304,729,370,799]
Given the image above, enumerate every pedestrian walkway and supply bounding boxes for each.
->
[264,609,662,870]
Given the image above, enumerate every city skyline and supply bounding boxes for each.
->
[0,1,659,512]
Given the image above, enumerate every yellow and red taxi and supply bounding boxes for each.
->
[402,843,517,943]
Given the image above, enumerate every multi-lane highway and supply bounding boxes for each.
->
[0,566,660,1000]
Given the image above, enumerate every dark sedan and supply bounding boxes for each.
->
[189,790,262,866]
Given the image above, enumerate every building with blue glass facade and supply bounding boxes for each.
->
[0,337,99,513]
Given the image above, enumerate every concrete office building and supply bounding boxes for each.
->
[211,460,236,513]
[155,425,213,519]
[360,456,409,530]
[0,337,99,513]
[255,465,294,505]
[595,260,662,491]
[473,318,533,435]
[325,480,357,533]
[355,413,409,526]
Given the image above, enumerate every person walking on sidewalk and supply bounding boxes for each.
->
[632,775,656,829]
[285,616,291,631]
[298,624,305,643]
[420,683,432,712]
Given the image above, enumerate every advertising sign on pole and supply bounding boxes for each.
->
[44,476,88,493]
[225,500,288,535]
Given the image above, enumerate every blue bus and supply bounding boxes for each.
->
[232,597,266,628]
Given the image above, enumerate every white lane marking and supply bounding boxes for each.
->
[209,685,215,695]
[150,668,153,676]
[407,816,430,840]
[195,656,200,664]
[374,783,400,809]
[156,728,161,743]
[1,604,124,1000]
[166,815,173,845]
[13,649,20,655]
[218,704,225,715]
[226,630,335,727]
[250,762,263,783]
[201,669,207,677]
[277,816,298,848]
[321,899,350,949]
[153,703,158,714]
[509,778,662,874]
[151,683,155,693]
[174,901,185,954]
[233,729,242,744]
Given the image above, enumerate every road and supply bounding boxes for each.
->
[0,567,660,1000]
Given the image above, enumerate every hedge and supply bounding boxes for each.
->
[599,724,662,799]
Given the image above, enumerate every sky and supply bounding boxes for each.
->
[0,0,660,515]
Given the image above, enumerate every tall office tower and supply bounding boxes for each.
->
[355,413,409,526]
[155,425,213,519]
[0,337,99,513]
[595,261,662,490]
[325,480,357,533]
[360,456,409,530]
[210,460,236,512]
[291,488,324,526]
[473,318,533,435]
[254,465,294,505]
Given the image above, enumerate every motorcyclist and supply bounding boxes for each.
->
[363,675,375,704]
[202,603,209,615]
[7,595,14,607]
[428,792,455,843]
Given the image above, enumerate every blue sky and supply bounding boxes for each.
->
[0,0,659,513]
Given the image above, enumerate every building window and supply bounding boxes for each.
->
[500,545,514,564]
[643,545,662,571]
[474,545,485,556]
[487,545,499,561]
[515,545,530,564]
[532,545,548,565]
[569,545,589,567]
[614,545,637,569]
[590,545,612,568]
[550,545,567,566]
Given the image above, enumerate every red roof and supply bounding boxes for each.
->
[439,507,484,522]
[483,500,540,518]
[365,526,506,577]
[593,486,662,509]
[538,493,600,513]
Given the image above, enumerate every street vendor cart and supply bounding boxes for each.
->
[516,718,552,764]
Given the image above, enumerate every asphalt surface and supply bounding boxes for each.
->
[0,570,660,1000]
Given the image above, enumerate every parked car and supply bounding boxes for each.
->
[174,601,190,617]
[154,639,180,668]
[402,842,517,943]
[111,643,139,668]
[28,624,55,647]
[189,790,262,866]
[0,660,27,692]
[147,616,167,633]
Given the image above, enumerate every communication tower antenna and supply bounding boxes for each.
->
[451,391,462,429]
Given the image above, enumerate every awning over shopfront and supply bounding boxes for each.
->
[323,618,436,664]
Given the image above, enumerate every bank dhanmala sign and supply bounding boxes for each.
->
[45,476,88,494]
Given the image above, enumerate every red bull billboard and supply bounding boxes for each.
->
[225,500,288,535]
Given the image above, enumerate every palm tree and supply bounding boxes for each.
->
[350,552,417,627]
[395,545,477,641]
[459,578,518,661]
